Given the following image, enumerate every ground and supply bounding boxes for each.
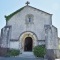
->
[0,57,47,60]
[0,52,47,60]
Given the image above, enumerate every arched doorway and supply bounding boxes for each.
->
[19,31,38,53]
[24,37,33,51]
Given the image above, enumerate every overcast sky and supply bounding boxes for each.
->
[0,0,60,37]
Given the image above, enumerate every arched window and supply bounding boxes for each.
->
[25,14,34,24]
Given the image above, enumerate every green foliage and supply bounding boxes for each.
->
[33,45,46,57]
[5,49,20,57]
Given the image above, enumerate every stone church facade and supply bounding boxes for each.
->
[1,2,59,58]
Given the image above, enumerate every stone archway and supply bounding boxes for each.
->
[19,31,38,53]
[24,37,33,51]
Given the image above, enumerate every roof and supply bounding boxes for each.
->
[5,5,52,21]
[5,6,25,21]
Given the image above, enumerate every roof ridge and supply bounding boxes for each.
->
[5,6,25,21]
[5,5,52,21]
[28,5,52,15]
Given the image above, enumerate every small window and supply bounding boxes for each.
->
[25,14,34,24]
[29,17,31,22]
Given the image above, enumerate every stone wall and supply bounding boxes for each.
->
[52,25,58,49]
[44,25,59,60]
[0,35,1,47]
[44,25,52,49]
[56,38,60,58]
[10,40,19,49]
[0,33,7,56]
[56,49,60,58]
[0,48,9,56]
[7,6,52,40]
[1,26,11,48]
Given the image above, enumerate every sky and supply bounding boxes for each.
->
[0,0,60,37]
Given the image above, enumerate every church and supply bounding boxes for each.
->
[1,1,58,57]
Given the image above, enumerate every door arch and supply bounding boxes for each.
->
[19,31,38,53]
[24,37,33,51]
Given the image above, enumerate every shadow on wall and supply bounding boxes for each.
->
[0,48,9,56]
[0,34,1,47]
[0,33,9,57]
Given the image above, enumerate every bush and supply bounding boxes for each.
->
[5,49,20,57]
[33,45,46,57]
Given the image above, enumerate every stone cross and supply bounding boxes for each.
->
[25,1,30,6]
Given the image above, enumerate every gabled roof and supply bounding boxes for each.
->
[5,6,25,21]
[5,5,52,21]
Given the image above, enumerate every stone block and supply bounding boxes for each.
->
[46,49,55,60]
[0,47,9,56]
